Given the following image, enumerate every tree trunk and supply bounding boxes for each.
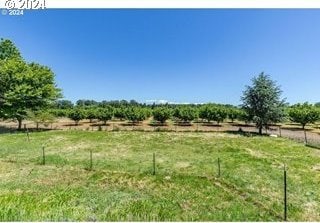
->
[18,118,22,130]
[259,126,263,135]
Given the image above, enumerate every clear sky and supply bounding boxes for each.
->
[1,9,320,105]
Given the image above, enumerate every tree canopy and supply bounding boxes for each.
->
[0,38,61,129]
[153,107,172,124]
[288,103,320,129]
[241,73,285,134]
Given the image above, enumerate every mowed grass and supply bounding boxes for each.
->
[0,130,320,221]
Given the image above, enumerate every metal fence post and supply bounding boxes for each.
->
[42,146,45,165]
[217,158,221,177]
[284,164,287,221]
[90,150,93,170]
[152,152,156,175]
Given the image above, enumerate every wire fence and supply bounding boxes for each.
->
[1,120,320,148]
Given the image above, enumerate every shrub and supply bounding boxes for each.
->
[114,107,126,120]
[227,108,241,123]
[125,107,148,123]
[288,103,320,129]
[86,108,98,123]
[173,106,198,123]
[199,105,227,124]
[97,106,114,125]
[153,107,172,124]
[68,108,86,125]
[27,110,56,129]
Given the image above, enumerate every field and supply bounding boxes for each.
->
[0,130,320,221]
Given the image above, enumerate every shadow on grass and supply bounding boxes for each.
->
[148,122,169,127]
[0,126,16,134]
[62,123,82,127]
[306,143,320,150]
[119,122,142,127]
[173,122,192,127]
[230,123,255,127]
[201,123,222,127]
[224,130,265,137]
[0,126,58,134]
[280,126,312,132]
[90,123,111,127]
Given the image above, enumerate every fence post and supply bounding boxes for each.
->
[284,164,287,221]
[217,158,221,177]
[152,152,156,175]
[304,129,308,145]
[26,128,30,142]
[90,150,93,170]
[279,126,282,137]
[42,146,45,165]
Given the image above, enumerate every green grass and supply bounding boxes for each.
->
[0,130,319,221]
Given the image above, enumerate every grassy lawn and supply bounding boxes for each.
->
[0,130,319,221]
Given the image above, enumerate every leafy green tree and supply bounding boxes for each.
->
[173,106,198,123]
[227,107,241,123]
[76,99,98,107]
[0,38,22,60]
[288,103,320,129]
[125,107,148,123]
[114,107,127,120]
[237,109,251,124]
[0,39,22,117]
[68,108,86,125]
[86,108,98,123]
[199,105,227,124]
[241,73,285,134]
[54,100,73,109]
[97,106,113,125]
[153,107,172,124]
[0,39,61,129]
[0,59,61,129]
[27,110,56,130]
[49,108,70,118]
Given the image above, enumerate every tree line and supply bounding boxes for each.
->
[48,100,320,132]
[1,38,320,133]
[48,102,243,126]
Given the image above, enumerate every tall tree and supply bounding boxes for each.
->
[241,73,285,134]
[0,60,61,129]
[0,39,61,129]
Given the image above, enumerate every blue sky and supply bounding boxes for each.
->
[1,9,320,105]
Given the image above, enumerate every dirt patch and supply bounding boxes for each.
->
[174,162,191,169]
[302,201,319,221]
